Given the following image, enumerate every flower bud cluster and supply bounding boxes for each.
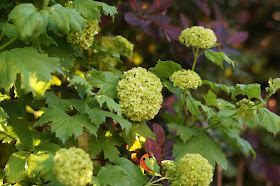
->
[236,98,257,121]
[179,26,217,49]
[117,67,163,121]
[113,35,134,59]
[67,19,99,51]
[170,69,202,90]
[65,1,74,8]
[162,154,213,186]
[53,147,93,186]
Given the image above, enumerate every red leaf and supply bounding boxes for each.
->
[151,0,173,11]
[226,32,248,44]
[124,12,141,26]
[153,123,165,147]
[141,20,158,35]
[145,138,161,163]
[129,0,137,10]
[162,139,174,158]
[140,154,152,171]
[193,0,210,16]
[180,13,190,29]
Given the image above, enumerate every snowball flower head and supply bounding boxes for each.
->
[67,19,99,50]
[117,67,163,121]
[113,35,134,59]
[170,69,202,90]
[236,98,256,122]
[177,153,213,186]
[179,26,217,49]
[53,147,93,186]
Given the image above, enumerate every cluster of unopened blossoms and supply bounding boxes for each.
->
[53,147,93,186]
[117,67,163,121]
[236,98,257,121]
[113,35,134,59]
[162,153,213,186]
[179,26,217,49]
[67,19,99,50]
[170,69,202,90]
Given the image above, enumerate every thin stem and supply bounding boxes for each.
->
[176,89,188,123]
[0,32,4,42]
[0,35,19,52]
[77,94,90,115]
[191,47,199,71]
[43,0,50,9]
[149,177,167,184]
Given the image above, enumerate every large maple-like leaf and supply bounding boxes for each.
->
[0,47,59,95]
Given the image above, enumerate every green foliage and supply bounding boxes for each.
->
[233,83,261,100]
[0,47,59,95]
[168,122,199,143]
[73,0,102,20]
[149,60,182,78]
[204,49,234,69]
[258,108,280,136]
[173,134,228,169]
[95,165,129,186]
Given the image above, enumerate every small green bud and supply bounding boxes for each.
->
[67,19,99,51]
[113,35,134,59]
[236,98,257,122]
[170,69,202,90]
[179,26,217,49]
[53,147,93,186]
[117,67,163,121]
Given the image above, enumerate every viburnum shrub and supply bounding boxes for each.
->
[0,0,280,186]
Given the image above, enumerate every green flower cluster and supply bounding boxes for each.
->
[162,154,213,186]
[170,69,202,90]
[53,147,93,186]
[67,19,99,50]
[113,35,134,59]
[236,98,257,122]
[179,26,217,49]
[65,1,74,8]
[117,67,163,121]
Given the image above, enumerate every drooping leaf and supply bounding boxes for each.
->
[95,95,122,116]
[8,3,49,39]
[123,121,156,146]
[162,79,181,95]
[88,134,121,162]
[86,68,119,99]
[168,122,199,143]
[202,80,235,95]
[186,97,201,120]
[84,105,131,133]
[258,108,280,136]
[204,50,234,69]
[5,151,30,183]
[116,157,148,186]
[233,83,261,100]
[221,128,256,159]
[149,60,182,78]
[27,154,56,182]
[34,107,97,143]
[0,47,59,95]
[0,126,17,143]
[153,123,165,147]
[96,165,129,186]
[48,4,86,35]
[145,138,161,163]
[73,0,101,20]
[91,1,118,21]
[173,134,228,169]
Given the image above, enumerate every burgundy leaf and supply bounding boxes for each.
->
[213,4,222,21]
[150,0,173,12]
[226,32,249,44]
[193,0,210,16]
[124,12,141,26]
[164,30,171,42]
[129,0,137,10]
[261,164,280,184]
[164,27,182,41]
[162,139,174,158]
[211,23,228,43]
[180,13,190,28]
[145,138,161,163]
[145,14,170,24]
[141,20,158,35]
[153,123,165,147]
